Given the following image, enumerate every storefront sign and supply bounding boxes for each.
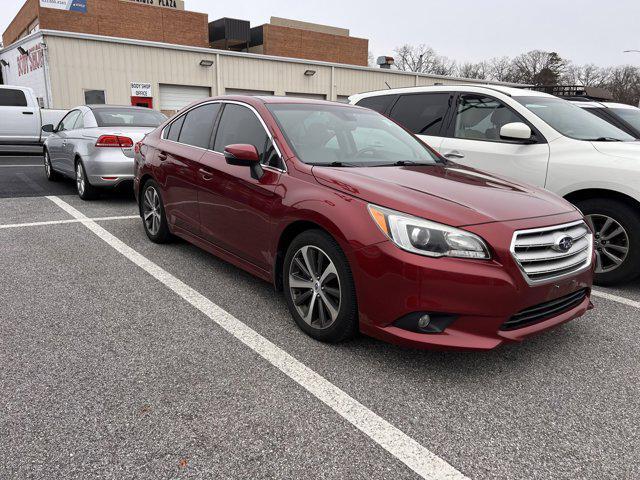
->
[131,82,153,97]
[17,43,45,77]
[121,0,185,10]
[39,0,87,13]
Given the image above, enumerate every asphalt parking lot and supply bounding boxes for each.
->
[1,155,639,480]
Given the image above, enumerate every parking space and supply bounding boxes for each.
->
[1,159,639,480]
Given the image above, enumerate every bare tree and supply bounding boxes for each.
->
[394,44,456,76]
[458,61,488,80]
[606,66,640,105]
[487,56,516,83]
[562,63,611,87]
[511,50,566,84]
[368,51,376,68]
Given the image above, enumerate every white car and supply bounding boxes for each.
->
[570,100,640,140]
[350,85,640,285]
[0,85,66,153]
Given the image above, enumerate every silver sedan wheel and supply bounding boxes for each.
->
[586,214,630,274]
[44,152,51,178]
[143,187,162,236]
[76,163,85,196]
[289,245,341,330]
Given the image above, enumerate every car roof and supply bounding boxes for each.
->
[348,84,552,103]
[570,100,640,110]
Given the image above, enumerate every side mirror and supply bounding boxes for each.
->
[224,144,263,180]
[500,122,533,142]
[42,124,55,133]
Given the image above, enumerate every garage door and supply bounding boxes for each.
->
[225,88,274,96]
[285,92,326,100]
[159,84,211,117]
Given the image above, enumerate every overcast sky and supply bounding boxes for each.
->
[3,0,640,67]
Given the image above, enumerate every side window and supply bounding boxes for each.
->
[454,95,526,141]
[389,93,450,136]
[178,103,221,149]
[263,139,283,168]
[166,115,186,142]
[356,95,395,114]
[214,104,268,159]
[0,89,28,107]
[57,111,81,132]
[73,113,85,130]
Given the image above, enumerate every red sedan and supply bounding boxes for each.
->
[134,96,594,350]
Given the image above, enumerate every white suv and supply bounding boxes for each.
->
[350,85,640,285]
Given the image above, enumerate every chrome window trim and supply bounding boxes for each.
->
[509,220,594,286]
[160,99,287,173]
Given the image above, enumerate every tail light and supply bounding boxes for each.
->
[96,135,134,148]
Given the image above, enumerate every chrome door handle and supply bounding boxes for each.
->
[199,167,214,181]
[444,151,465,159]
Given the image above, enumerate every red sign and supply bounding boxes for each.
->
[17,44,44,77]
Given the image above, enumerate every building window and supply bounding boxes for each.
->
[84,90,106,105]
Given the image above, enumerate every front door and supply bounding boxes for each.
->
[438,94,550,187]
[197,103,282,271]
[49,110,81,174]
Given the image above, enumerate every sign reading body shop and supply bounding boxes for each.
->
[131,82,153,97]
[39,0,87,12]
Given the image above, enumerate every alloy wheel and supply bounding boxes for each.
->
[288,245,341,329]
[76,164,85,196]
[143,186,162,236]
[586,214,630,274]
[44,152,51,178]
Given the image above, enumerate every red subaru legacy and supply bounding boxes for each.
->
[134,96,594,350]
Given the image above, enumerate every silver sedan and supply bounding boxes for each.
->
[43,105,167,200]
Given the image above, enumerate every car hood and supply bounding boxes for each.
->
[312,164,575,227]
[591,140,640,159]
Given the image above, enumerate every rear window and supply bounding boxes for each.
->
[0,89,28,107]
[355,95,396,114]
[93,108,167,127]
[390,93,450,136]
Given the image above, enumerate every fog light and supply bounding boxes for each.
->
[418,314,431,329]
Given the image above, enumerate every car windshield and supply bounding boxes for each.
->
[514,96,635,142]
[93,108,167,128]
[610,107,640,132]
[266,103,440,166]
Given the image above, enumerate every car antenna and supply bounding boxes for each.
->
[385,82,391,89]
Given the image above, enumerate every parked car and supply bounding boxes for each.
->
[43,105,167,199]
[571,100,640,140]
[350,85,640,285]
[0,85,66,153]
[134,96,594,350]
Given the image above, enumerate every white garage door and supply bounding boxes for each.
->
[159,84,211,116]
[225,88,274,96]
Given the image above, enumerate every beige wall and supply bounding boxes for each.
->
[44,33,491,110]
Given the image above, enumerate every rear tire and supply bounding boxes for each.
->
[140,179,173,244]
[44,150,60,182]
[75,160,99,200]
[283,230,358,343]
[576,198,640,285]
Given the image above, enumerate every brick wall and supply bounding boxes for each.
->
[3,0,208,48]
[262,25,368,67]
[2,0,39,47]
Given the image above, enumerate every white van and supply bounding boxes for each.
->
[350,85,640,285]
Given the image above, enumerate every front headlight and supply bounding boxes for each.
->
[368,204,491,260]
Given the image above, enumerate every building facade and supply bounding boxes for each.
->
[3,0,209,48]
[0,29,522,115]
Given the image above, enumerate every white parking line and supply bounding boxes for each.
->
[0,216,139,230]
[592,289,640,309]
[46,195,469,480]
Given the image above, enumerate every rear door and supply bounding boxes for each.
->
[197,102,282,271]
[157,102,221,235]
[0,88,39,143]
[387,92,452,150]
[438,93,550,187]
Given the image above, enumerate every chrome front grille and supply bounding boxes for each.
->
[511,221,593,284]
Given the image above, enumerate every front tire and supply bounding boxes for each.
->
[283,230,358,343]
[577,198,640,285]
[141,180,173,244]
[75,160,98,200]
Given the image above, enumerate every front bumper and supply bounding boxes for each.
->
[350,212,594,350]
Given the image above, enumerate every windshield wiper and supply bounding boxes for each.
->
[370,160,436,167]
[312,161,357,167]
[587,137,623,142]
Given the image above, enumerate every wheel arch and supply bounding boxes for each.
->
[564,188,640,212]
